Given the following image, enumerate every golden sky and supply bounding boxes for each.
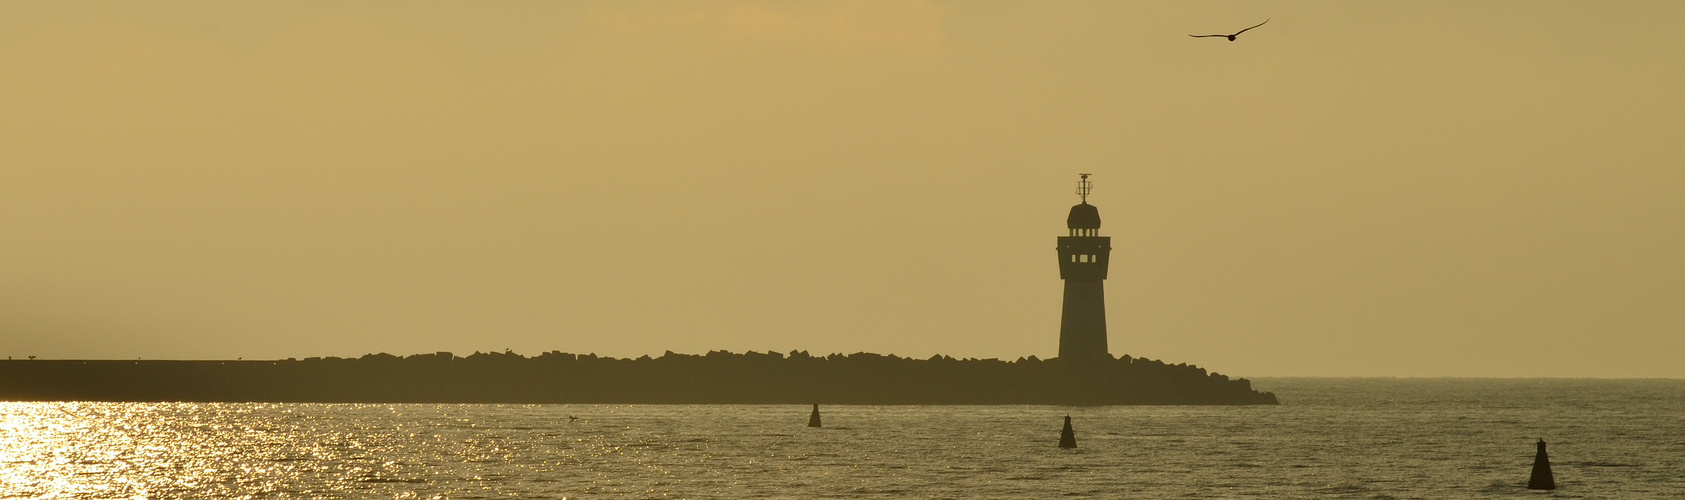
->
[2,1,1681,377]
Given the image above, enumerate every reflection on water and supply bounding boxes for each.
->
[2,379,1682,498]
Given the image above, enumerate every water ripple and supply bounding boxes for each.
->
[0,380,1681,498]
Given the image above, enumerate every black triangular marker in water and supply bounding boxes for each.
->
[808,404,822,428]
[1059,416,1077,448]
[1528,439,1556,490]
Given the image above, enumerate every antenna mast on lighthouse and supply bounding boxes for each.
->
[1075,173,1093,204]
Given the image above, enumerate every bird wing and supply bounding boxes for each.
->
[1188,34,1229,38]
[1232,19,1269,36]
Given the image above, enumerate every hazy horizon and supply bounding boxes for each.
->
[3,1,1681,378]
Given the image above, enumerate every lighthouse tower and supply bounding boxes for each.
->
[1057,174,1113,362]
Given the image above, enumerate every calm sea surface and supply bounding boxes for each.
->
[3,378,1682,498]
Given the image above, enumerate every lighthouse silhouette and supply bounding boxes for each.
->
[1057,174,1113,362]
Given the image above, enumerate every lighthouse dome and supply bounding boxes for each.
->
[1066,203,1101,229]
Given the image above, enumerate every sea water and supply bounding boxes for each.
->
[2,378,1681,498]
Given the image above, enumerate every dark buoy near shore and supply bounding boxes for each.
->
[1528,439,1556,490]
[1058,416,1077,448]
[807,404,822,428]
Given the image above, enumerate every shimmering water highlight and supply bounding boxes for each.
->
[2,379,1681,498]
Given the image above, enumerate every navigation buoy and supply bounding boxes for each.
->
[808,404,822,428]
[1058,416,1077,448]
[1528,439,1556,490]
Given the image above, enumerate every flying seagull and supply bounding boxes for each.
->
[1190,19,1268,41]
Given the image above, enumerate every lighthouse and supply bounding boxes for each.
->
[1057,174,1112,362]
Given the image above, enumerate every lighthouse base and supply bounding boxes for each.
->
[1058,280,1109,362]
